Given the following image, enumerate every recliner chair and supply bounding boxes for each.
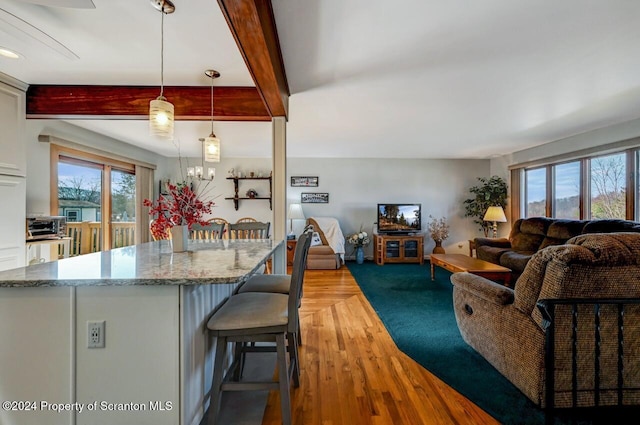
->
[305,217,344,269]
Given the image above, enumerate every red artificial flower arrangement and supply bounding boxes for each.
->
[144,182,214,239]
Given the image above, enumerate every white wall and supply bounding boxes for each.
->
[496,117,640,169]
[161,156,274,224]
[287,158,490,259]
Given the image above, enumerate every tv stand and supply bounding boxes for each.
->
[374,233,424,265]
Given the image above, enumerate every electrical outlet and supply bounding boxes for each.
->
[87,321,105,348]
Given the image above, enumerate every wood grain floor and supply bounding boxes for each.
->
[261,265,500,425]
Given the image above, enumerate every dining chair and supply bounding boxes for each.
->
[190,222,225,240]
[207,218,229,239]
[229,221,272,272]
[236,217,257,223]
[149,219,170,241]
[228,221,270,239]
[206,231,312,425]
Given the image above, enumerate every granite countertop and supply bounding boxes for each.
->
[0,239,282,288]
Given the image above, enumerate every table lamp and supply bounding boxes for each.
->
[288,203,305,239]
[483,206,507,238]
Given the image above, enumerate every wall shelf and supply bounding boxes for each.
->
[225,175,272,210]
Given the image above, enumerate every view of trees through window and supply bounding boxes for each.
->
[554,161,580,219]
[111,169,136,223]
[58,162,102,223]
[590,153,626,219]
[57,157,136,253]
[522,150,631,220]
[525,167,546,217]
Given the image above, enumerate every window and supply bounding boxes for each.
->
[525,168,546,217]
[589,153,626,219]
[52,145,136,256]
[514,148,637,221]
[553,161,580,219]
[65,209,80,222]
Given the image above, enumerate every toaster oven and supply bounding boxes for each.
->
[26,216,67,241]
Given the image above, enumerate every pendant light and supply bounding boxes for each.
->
[203,69,221,162]
[149,0,175,139]
[187,69,220,181]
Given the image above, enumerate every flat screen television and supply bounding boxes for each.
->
[377,203,422,234]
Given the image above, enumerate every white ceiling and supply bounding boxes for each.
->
[1,0,640,159]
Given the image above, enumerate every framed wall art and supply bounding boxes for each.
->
[291,176,319,187]
[301,192,329,204]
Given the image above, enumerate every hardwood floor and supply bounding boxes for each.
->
[261,265,500,425]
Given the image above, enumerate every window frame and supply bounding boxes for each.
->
[511,146,639,221]
[51,144,135,251]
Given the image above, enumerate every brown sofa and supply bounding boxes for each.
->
[305,218,343,269]
[475,217,640,279]
[451,233,640,411]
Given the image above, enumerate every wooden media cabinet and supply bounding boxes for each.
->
[373,233,424,265]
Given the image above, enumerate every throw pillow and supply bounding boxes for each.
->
[311,232,323,246]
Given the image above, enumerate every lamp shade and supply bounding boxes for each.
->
[483,206,507,222]
[288,203,305,220]
[149,96,174,139]
[203,135,220,162]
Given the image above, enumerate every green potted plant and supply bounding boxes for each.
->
[463,175,508,236]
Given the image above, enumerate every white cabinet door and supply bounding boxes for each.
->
[0,81,26,177]
[0,175,26,271]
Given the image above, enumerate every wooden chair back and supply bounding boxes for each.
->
[236,217,258,223]
[208,218,229,239]
[228,221,270,239]
[149,219,170,241]
[190,222,225,240]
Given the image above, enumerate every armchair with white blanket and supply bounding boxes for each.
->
[305,217,345,269]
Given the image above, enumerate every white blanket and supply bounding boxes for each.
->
[310,217,346,262]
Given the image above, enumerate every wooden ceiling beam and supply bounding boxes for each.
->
[217,0,289,118]
[26,85,271,121]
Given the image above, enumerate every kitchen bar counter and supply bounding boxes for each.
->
[0,239,280,287]
[0,239,284,425]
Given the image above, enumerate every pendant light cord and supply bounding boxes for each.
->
[160,10,165,98]
[210,73,214,133]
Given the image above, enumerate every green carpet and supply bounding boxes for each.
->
[346,261,554,425]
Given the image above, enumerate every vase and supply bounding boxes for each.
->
[432,240,445,254]
[356,246,365,264]
[170,225,189,252]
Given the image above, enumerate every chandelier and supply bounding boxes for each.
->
[187,69,221,181]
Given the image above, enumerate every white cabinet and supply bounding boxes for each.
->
[0,80,26,177]
[0,78,27,272]
[0,175,26,271]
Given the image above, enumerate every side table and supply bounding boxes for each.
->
[287,239,297,266]
[468,239,476,257]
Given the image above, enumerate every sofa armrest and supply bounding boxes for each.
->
[474,237,511,249]
[450,272,515,306]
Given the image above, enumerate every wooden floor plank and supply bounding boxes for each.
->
[262,266,500,425]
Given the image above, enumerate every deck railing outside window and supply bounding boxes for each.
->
[63,221,135,256]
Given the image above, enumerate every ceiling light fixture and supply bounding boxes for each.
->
[202,69,221,163]
[0,47,21,59]
[149,0,175,140]
[186,69,220,181]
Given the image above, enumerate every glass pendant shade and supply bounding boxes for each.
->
[149,96,174,139]
[204,134,220,162]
